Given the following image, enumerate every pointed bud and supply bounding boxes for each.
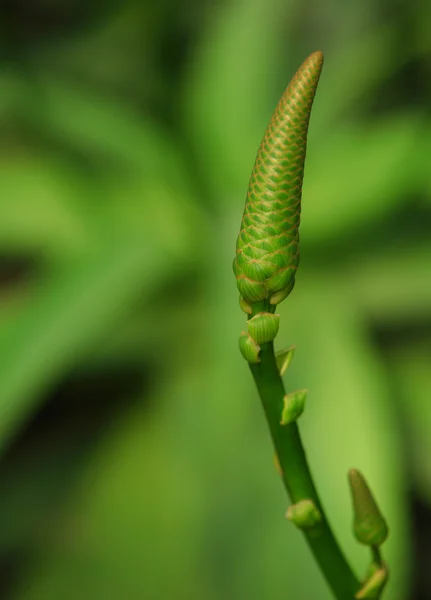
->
[281,390,307,425]
[348,469,389,547]
[247,312,280,344]
[239,332,261,364]
[275,346,296,376]
[286,499,322,530]
[355,566,388,599]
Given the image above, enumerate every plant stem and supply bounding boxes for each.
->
[372,545,383,568]
[249,327,360,598]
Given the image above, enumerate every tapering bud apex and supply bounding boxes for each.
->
[281,390,307,425]
[275,346,296,376]
[348,469,389,547]
[239,332,261,363]
[355,566,388,599]
[247,312,280,344]
[286,499,322,530]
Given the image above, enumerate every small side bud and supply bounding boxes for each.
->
[247,312,280,344]
[239,295,252,314]
[281,390,307,425]
[355,566,388,599]
[239,332,261,364]
[275,347,295,376]
[286,499,322,530]
[348,469,389,547]
[269,278,295,306]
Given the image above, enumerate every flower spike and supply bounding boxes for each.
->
[233,51,324,308]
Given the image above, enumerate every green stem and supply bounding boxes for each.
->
[249,338,360,599]
[372,545,383,568]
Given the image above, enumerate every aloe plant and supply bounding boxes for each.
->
[233,51,389,599]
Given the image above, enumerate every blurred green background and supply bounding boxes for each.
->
[0,0,431,598]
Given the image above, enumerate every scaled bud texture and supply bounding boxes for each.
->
[233,51,324,306]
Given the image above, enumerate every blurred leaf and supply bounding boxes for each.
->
[33,4,160,92]
[344,243,431,325]
[87,300,205,368]
[182,0,297,203]
[15,76,197,206]
[384,341,431,506]
[0,224,196,452]
[0,159,95,258]
[302,113,424,243]
[310,24,399,127]
[12,399,213,600]
[0,0,123,51]
[102,175,207,257]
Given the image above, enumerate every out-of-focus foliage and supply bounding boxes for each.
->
[0,0,430,598]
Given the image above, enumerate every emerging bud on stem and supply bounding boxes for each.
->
[247,312,280,344]
[286,499,322,530]
[275,346,296,376]
[348,469,389,547]
[281,389,307,425]
[239,332,261,364]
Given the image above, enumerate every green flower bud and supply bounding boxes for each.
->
[247,312,280,344]
[275,346,296,376]
[281,389,307,425]
[239,332,260,364]
[233,51,324,307]
[348,469,389,547]
[286,499,322,530]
